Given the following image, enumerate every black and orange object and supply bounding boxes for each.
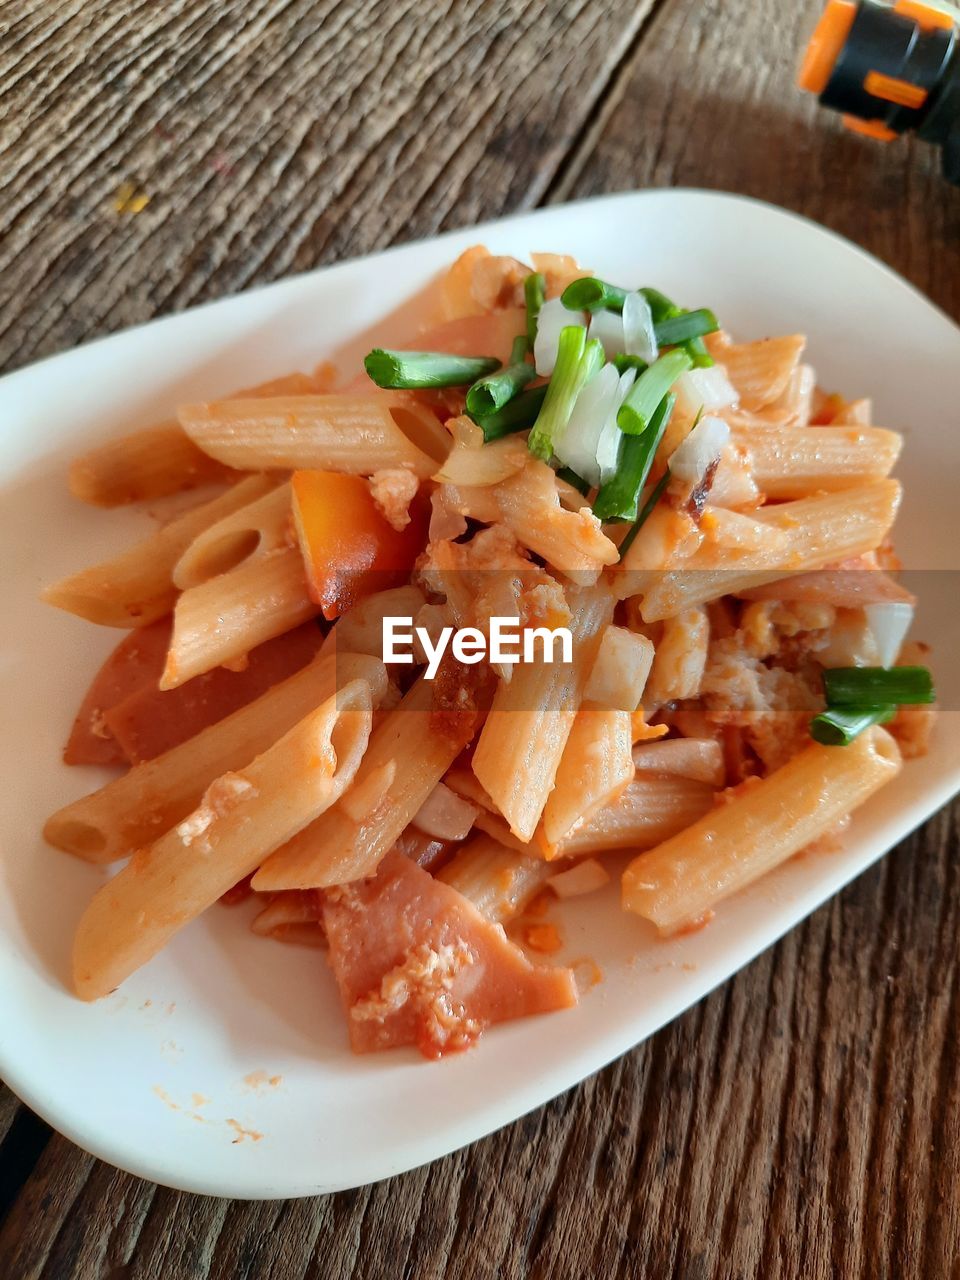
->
[799,0,960,182]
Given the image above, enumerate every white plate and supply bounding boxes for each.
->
[1,190,958,1199]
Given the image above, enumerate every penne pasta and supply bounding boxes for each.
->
[72,680,373,999]
[632,737,726,786]
[731,423,902,498]
[541,708,634,846]
[638,480,902,621]
[493,460,619,583]
[622,726,902,934]
[713,334,806,410]
[179,394,448,478]
[472,582,613,841]
[67,373,320,508]
[320,584,427,659]
[42,474,274,628]
[172,481,292,589]
[162,545,316,689]
[252,674,478,891]
[250,891,326,947]
[44,651,387,863]
[436,834,555,923]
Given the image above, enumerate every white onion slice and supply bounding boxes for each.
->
[622,290,658,363]
[864,601,914,669]
[596,366,638,486]
[552,362,621,487]
[412,781,479,842]
[534,296,586,376]
[668,414,730,485]
[587,307,625,358]
[675,366,739,418]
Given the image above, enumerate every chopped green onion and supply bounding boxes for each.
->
[560,277,628,313]
[365,349,501,389]
[556,466,591,496]
[639,287,680,322]
[686,336,714,368]
[810,704,896,746]
[823,666,935,706]
[593,394,675,522]
[653,308,719,348]
[528,330,603,461]
[612,354,648,376]
[476,384,548,442]
[465,335,534,418]
[618,468,672,559]
[618,349,692,436]
[524,273,546,345]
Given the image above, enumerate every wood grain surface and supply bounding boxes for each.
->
[2,0,960,1276]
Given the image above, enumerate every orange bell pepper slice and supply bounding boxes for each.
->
[291,470,427,620]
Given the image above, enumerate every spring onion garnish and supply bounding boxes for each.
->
[476,384,548,442]
[639,287,679,322]
[612,354,648,375]
[465,335,534,419]
[810,705,896,747]
[618,349,692,435]
[653,308,719,348]
[823,666,935,706]
[560,277,628,313]
[556,466,591,496]
[364,349,501,389]
[641,288,715,367]
[593,393,675,522]
[528,329,604,461]
[524,272,546,345]
[618,468,672,558]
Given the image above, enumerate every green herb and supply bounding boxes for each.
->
[823,666,935,707]
[612,354,649,376]
[618,349,692,435]
[618,469,672,559]
[465,335,534,418]
[364,349,501,389]
[476,384,548,442]
[639,287,680,322]
[810,704,897,746]
[524,273,546,345]
[528,329,604,460]
[653,308,719,348]
[593,394,675,522]
[560,277,628,313]
[556,466,591,496]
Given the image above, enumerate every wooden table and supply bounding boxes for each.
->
[2,2,960,1276]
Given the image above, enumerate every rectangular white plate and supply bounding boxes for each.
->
[1,189,958,1199]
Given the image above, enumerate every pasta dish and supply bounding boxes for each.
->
[41,247,935,1059]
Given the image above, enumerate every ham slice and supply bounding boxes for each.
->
[64,621,171,765]
[323,850,577,1058]
[65,621,324,766]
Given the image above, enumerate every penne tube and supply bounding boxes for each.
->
[44,651,387,863]
[715,334,806,410]
[493,460,619,583]
[622,726,902,934]
[66,374,320,508]
[42,474,275,628]
[639,480,901,621]
[72,681,373,999]
[172,481,291,589]
[730,424,902,498]
[69,423,235,508]
[250,891,326,947]
[632,737,726,786]
[437,834,555,923]
[541,709,634,846]
[252,674,477,891]
[473,773,718,861]
[472,582,614,841]
[162,545,316,689]
[178,394,448,479]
